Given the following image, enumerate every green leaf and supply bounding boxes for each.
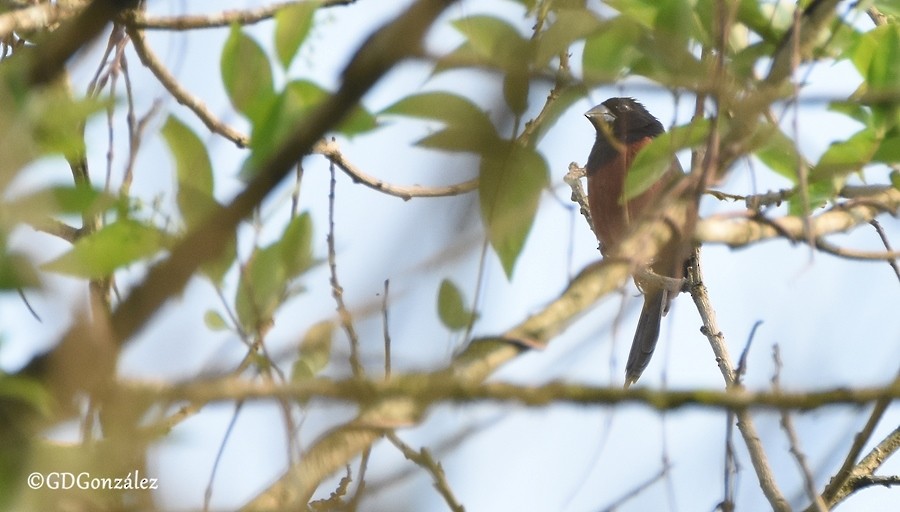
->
[752,126,803,183]
[582,18,643,83]
[221,25,276,123]
[625,119,710,201]
[274,1,319,69]
[41,219,167,279]
[383,92,494,132]
[382,92,498,153]
[437,279,475,331]
[161,116,216,228]
[245,80,375,177]
[872,132,900,163]
[503,69,529,116]
[811,127,880,180]
[236,244,284,333]
[891,170,900,190]
[415,127,499,154]
[0,248,39,290]
[451,15,529,69]
[862,25,900,91]
[280,212,315,278]
[204,310,230,331]
[479,143,548,277]
[433,41,483,75]
[235,213,316,333]
[535,9,602,67]
[5,185,119,226]
[292,321,333,381]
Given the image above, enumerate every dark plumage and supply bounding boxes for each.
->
[584,97,688,386]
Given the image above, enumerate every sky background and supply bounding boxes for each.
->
[2,0,900,510]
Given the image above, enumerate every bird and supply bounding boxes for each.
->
[584,97,692,387]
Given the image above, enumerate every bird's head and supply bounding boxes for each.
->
[584,97,665,144]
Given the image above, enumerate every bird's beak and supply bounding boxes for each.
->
[584,104,616,124]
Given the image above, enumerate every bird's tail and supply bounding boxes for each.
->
[624,288,665,387]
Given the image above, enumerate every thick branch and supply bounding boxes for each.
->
[696,187,900,247]
[138,376,900,412]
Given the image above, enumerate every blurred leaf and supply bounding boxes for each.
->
[384,92,499,153]
[733,0,782,42]
[4,185,119,226]
[275,1,319,69]
[41,219,167,279]
[790,179,837,216]
[654,0,699,46]
[383,92,494,133]
[292,321,333,381]
[221,25,276,124]
[851,24,900,99]
[161,116,216,228]
[752,126,803,183]
[415,127,499,154]
[242,80,375,179]
[812,127,879,180]
[535,9,602,67]
[280,212,315,278]
[605,0,657,26]
[0,248,39,290]
[235,213,315,333]
[891,169,900,190]
[479,143,548,277]
[437,279,475,331]
[236,244,283,334]
[503,69,529,116]
[451,15,529,69]
[872,132,900,162]
[203,310,230,331]
[582,18,643,83]
[625,119,710,201]
[433,41,483,75]
[864,25,900,91]
[828,101,871,127]
[278,80,376,137]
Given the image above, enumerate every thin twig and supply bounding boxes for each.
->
[386,432,465,512]
[773,345,828,512]
[382,279,391,380]
[818,368,900,508]
[868,219,900,283]
[687,251,791,511]
[327,159,363,378]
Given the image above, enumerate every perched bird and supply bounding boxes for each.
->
[584,97,691,387]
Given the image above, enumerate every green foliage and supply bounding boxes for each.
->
[382,92,499,153]
[752,126,806,183]
[292,321,333,380]
[221,25,276,124]
[161,116,215,228]
[203,310,230,332]
[161,115,235,283]
[235,212,315,334]
[41,218,168,279]
[275,1,320,69]
[479,143,548,277]
[437,279,476,331]
[3,185,119,227]
[624,119,710,201]
[534,9,601,67]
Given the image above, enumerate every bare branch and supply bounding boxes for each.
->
[127,0,357,31]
